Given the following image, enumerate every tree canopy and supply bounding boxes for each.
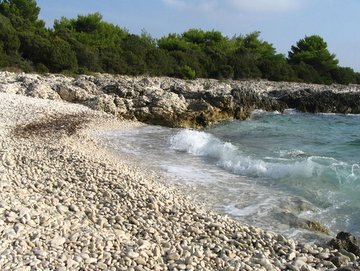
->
[0,0,43,29]
[288,35,340,83]
[0,0,359,84]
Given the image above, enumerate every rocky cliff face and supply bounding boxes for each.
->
[1,72,359,128]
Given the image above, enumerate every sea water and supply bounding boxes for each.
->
[98,110,360,242]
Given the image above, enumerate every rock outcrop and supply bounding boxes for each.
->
[268,89,360,114]
[1,71,359,128]
[328,232,360,256]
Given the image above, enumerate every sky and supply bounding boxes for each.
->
[36,0,360,72]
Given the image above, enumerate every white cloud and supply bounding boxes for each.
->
[227,0,301,13]
[162,0,304,13]
[162,0,218,12]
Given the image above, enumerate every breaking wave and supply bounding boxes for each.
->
[170,129,359,183]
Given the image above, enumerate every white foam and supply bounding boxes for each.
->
[169,129,355,181]
[347,164,360,182]
[224,197,275,217]
[284,109,299,115]
[278,149,306,158]
[160,163,217,184]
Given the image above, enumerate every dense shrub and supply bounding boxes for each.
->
[179,65,196,80]
[0,0,359,84]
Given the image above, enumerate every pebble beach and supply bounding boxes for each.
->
[1,92,360,271]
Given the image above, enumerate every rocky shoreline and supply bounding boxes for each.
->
[1,72,360,128]
[1,73,360,270]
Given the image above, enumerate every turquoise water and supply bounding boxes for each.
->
[99,110,360,241]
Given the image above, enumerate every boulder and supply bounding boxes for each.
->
[84,94,118,115]
[328,232,360,256]
[26,82,60,100]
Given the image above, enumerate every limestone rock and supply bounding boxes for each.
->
[328,232,360,256]
[2,72,360,129]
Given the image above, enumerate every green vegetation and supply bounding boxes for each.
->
[0,0,359,84]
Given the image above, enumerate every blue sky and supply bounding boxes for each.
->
[37,0,360,72]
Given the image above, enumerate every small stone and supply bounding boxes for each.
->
[14,267,31,271]
[5,211,18,222]
[68,204,79,212]
[288,251,296,261]
[135,257,147,265]
[74,256,83,263]
[330,255,350,268]
[56,205,69,214]
[252,256,275,271]
[293,258,306,269]
[127,251,140,259]
[185,256,193,265]
[97,262,107,269]
[66,258,79,268]
[153,246,161,257]
[4,155,15,167]
[339,248,357,262]
[194,250,203,258]
[321,260,337,269]
[177,264,187,270]
[50,236,66,247]
[318,252,330,259]
[19,208,31,218]
[277,234,287,243]
[80,253,90,260]
[85,257,97,264]
[167,252,181,261]
[33,249,47,258]
[208,222,223,229]
[300,264,316,271]
[129,217,139,225]
[286,263,300,271]
[29,259,41,266]
[27,219,37,227]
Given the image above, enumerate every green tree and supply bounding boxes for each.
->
[292,62,322,83]
[356,73,360,84]
[53,13,129,73]
[47,36,78,72]
[288,35,339,83]
[331,67,357,85]
[218,65,234,79]
[259,55,295,81]
[121,34,154,75]
[240,32,276,58]
[54,13,127,48]
[99,46,126,74]
[140,29,156,46]
[229,53,262,79]
[0,44,8,67]
[182,29,228,50]
[158,34,191,51]
[0,14,19,54]
[179,65,196,80]
[0,0,44,29]
[145,48,175,76]
[229,32,282,79]
[18,31,51,66]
